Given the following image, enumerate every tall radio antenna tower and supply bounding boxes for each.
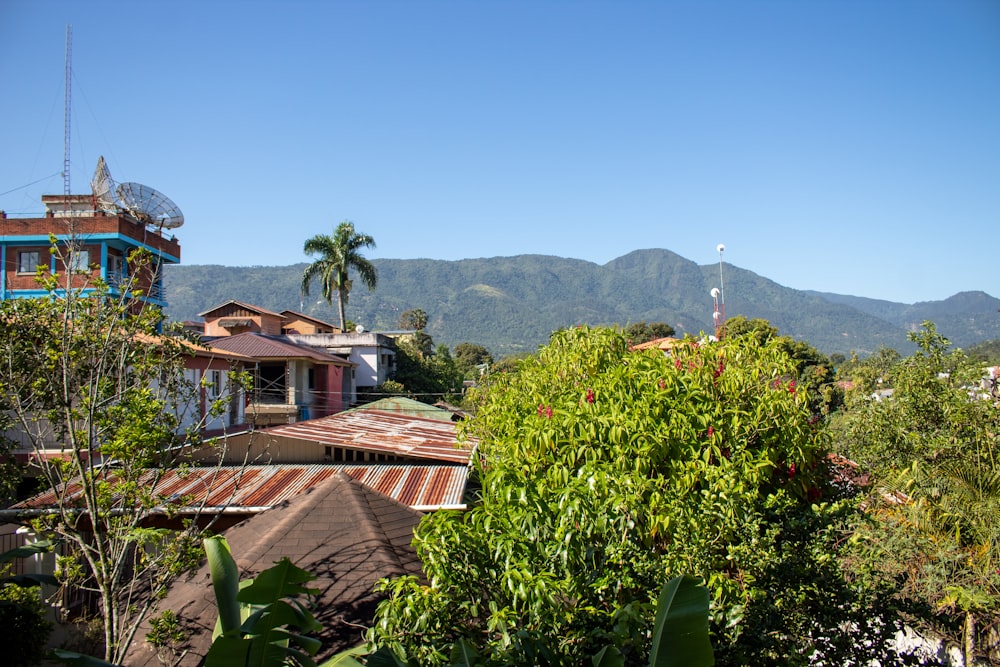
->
[63,24,72,196]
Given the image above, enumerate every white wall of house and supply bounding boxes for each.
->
[286,332,394,394]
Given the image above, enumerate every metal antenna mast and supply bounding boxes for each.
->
[714,243,726,339]
[63,24,72,196]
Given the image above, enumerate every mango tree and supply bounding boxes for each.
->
[371,326,890,665]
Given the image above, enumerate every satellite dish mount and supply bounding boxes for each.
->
[91,156,184,231]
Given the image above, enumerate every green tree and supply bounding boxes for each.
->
[838,346,902,395]
[398,308,428,331]
[453,343,494,380]
[371,327,888,666]
[624,321,676,345]
[301,221,378,332]
[0,246,248,664]
[392,338,462,403]
[838,322,1000,663]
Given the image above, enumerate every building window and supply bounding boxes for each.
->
[69,250,90,273]
[206,370,223,400]
[17,251,40,274]
[107,253,124,282]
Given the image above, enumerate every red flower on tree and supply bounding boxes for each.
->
[585,388,595,404]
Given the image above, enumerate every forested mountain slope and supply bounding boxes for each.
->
[164,249,998,357]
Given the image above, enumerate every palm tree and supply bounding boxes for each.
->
[301,221,378,331]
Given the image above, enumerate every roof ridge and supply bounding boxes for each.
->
[233,473,346,570]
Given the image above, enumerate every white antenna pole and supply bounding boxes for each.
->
[63,24,72,196]
[717,243,726,307]
[716,243,726,338]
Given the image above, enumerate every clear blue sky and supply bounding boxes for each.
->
[2,0,997,304]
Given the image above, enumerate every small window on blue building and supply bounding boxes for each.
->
[17,251,40,273]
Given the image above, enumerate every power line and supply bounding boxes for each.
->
[0,172,64,199]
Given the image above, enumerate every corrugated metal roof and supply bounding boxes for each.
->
[264,409,474,464]
[10,463,469,512]
[345,397,455,421]
[208,332,352,365]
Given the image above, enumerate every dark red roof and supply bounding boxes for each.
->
[207,332,352,364]
[8,463,468,513]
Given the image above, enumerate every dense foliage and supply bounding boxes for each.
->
[0,581,53,666]
[624,321,676,345]
[161,249,1000,358]
[836,322,1000,663]
[965,337,1000,365]
[370,326,897,665]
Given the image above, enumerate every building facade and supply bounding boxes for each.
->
[1,194,180,308]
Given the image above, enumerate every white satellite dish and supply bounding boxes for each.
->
[90,156,184,230]
[711,287,720,298]
[116,182,184,229]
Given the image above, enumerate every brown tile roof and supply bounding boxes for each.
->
[207,332,353,365]
[264,410,475,464]
[123,473,425,666]
[197,299,284,318]
[7,463,469,513]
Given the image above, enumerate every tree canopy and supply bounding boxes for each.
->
[624,321,676,345]
[370,326,899,665]
[836,322,1000,663]
[301,221,378,331]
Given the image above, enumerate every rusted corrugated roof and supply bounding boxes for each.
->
[208,332,352,365]
[264,409,474,464]
[9,463,469,513]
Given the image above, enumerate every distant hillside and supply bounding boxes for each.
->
[805,290,1000,351]
[164,249,999,358]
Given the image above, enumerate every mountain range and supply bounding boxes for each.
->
[163,249,1000,358]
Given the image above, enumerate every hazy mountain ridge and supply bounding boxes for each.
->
[164,249,999,357]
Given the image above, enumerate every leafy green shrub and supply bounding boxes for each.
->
[370,326,874,665]
[0,582,53,667]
